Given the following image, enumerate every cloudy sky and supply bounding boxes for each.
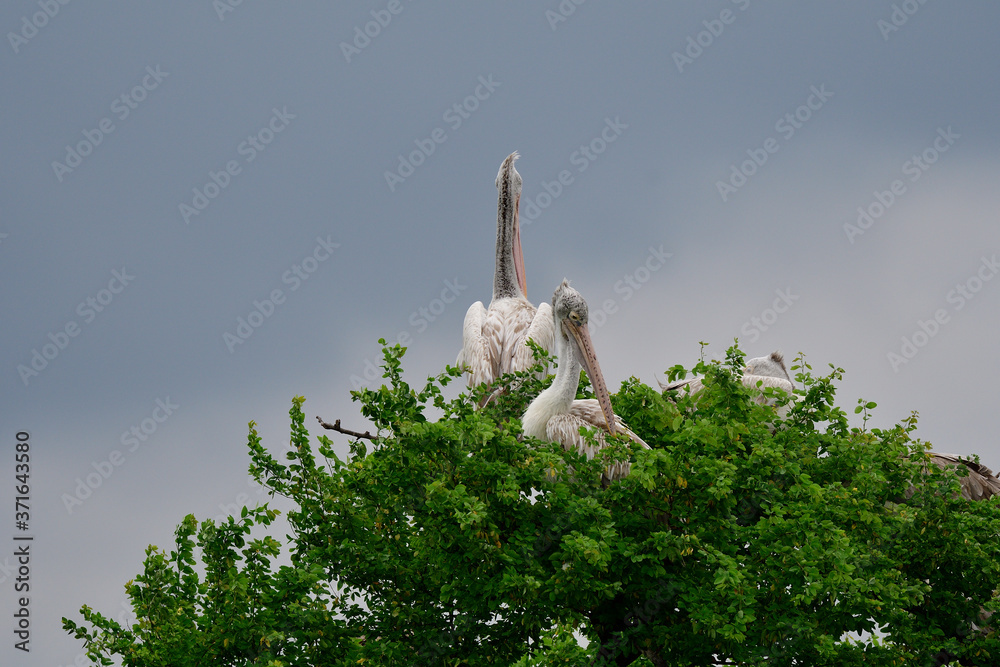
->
[3,2,1000,664]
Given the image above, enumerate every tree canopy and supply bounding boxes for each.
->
[65,342,1000,666]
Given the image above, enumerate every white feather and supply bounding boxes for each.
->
[661,352,796,418]
[457,153,554,395]
[522,282,647,484]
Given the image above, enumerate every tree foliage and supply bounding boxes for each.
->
[66,341,1000,665]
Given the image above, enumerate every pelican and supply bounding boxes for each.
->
[905,454,1000,666]
[913,453,1000,501]
[522,280,649,484]
[457,152,554,398]
[661,351,796,417]
[663,353,1000,500]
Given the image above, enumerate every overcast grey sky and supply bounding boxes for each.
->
[3,3,1000,664]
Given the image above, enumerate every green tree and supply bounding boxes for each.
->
[66,342,1000,666]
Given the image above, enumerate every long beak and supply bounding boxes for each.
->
[564,319,617,435]
[512,194,527,297]
[496,152,528,300]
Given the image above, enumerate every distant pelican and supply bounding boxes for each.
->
[661,351,796,417]
[914,453,1000,501]
[522,280,648,484]
[458,152,554,397]
[662,353,1000,500]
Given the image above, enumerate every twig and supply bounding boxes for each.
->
[316,416,377,441]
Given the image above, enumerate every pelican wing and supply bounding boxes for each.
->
[662,374,794,405]
[565,400,648,447]
[458,300,497,389]
[928,453,1000,501]
[493,298,539,377]
[510,301,554,377]
[547,401,647,483]
[460,297,549,394]
[660,377,702,393]
[546,412,626,483]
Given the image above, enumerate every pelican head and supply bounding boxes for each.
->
[494,151,527,300]
[745,351,791,382]
[552,280,617,435]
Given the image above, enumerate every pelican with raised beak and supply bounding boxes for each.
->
[458,152,554,398]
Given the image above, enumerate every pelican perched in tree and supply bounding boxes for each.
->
[913,453,1000,501]
[663,352,1000,500]
[661,351,797,418]
[522,280,649,484]
[458,152,554,397]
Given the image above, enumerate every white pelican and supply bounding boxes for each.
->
[661,351,796,417]
[522,280,649,484]
[663,354,1000,500]
[458,152,554,396]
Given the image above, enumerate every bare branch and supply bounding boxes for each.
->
[316,416,377,441]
